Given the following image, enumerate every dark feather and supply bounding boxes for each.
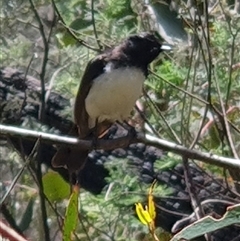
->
[74,55,107,138]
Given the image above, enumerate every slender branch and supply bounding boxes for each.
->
[1,124,240,170]
[15,4,51,237]
[182,158,208,240]
[51,0,100,52]
[28,0,48,122]
[143,89,181,144]
[213,66,239,159]
[0,220,28,241]
[0,139,40,205]
[0,205,24,237]
[150,70,209,105]
[181,39,195,145]
[91,0,103,50]
[35,147,51,241]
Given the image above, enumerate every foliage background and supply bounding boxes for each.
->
[0,0,240,240]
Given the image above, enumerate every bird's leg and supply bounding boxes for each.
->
[124,120,137,136]
[92,118,99,149]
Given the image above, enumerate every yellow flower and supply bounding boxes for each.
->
[135,202,153,225]
[135,180,157,231]
[148,180,156,221]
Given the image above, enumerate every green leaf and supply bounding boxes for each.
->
[42,172,70,202]
[63,186,79,241]
[69,18,92,31]
[170,204,240,241]
[18,197,34,232]
[56,31,77,47]
[105,0,134,19]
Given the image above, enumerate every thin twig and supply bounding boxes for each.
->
[29,0,48,122]
[27,2,53,239]
[77,213,92,241]
[188,1,212,153]
[0,138,41,205]
[18,53,36,120]
[150,70,209,105]
[51,0,100,52]
[91,0,103,50]
[218,1,240,105]
[0,205,24,236]
[0,220,28,241]
[213,66,239,159]
[183,157,205,221]
[180,38,195,144]
[143,89,181,144]
[35,144,51,241]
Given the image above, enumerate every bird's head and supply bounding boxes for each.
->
[122,32,167,66]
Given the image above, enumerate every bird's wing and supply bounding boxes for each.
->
[52,56,110,171]
[74,55,106,138]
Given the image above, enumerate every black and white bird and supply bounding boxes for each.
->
[52,32,169,172]
[74,32,169,138]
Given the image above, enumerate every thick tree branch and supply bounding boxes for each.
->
[1,124,239,170]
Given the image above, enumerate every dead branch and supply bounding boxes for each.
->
[1,123,239,170]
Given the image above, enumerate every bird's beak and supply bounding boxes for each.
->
[161,44,172,50]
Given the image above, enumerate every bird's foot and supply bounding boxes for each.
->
[128,125,137,137]
[121,121,137,137]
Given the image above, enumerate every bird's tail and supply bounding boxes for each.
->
[51,124,89,174]
[51,121,112,174]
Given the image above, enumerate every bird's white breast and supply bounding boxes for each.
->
[85,67,145,128]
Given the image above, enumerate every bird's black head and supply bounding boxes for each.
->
[122,32,162,67]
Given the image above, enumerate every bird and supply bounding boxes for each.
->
[52,32,169,174]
